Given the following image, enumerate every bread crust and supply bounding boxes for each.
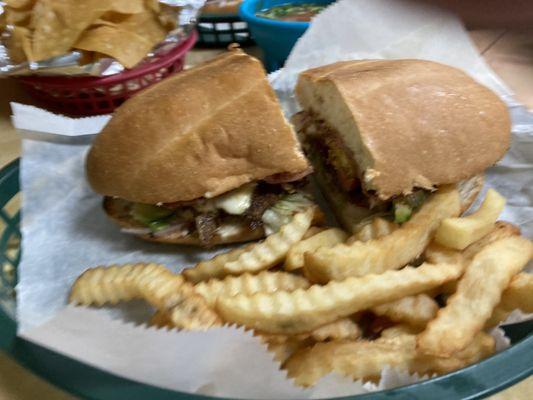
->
[87,50,309,204]
[296,59,510,199]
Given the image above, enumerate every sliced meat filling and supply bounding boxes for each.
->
[110,177,313,246]
[295,111,429,223]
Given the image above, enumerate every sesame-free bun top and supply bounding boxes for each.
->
[87,50,309,204]
[296,59,511,200]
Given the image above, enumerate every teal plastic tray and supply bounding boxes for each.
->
[0,158,531,400]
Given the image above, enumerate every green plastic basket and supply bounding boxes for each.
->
[0,158,531,400]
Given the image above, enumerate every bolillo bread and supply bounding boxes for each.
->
[87,49,309,204]
[296,59,511,200]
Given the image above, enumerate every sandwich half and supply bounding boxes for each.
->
[87,50,317,246]
[294,59,510,232]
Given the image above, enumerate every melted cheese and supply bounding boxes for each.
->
[213,183,255,215]
[217,223,245,238]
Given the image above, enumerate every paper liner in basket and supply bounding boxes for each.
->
[13,0,533,398]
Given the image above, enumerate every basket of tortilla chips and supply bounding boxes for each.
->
[0,0,200,116]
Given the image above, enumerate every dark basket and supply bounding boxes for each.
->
[15,31,197,117]
[196,14,254,47]
[0,159,532,400]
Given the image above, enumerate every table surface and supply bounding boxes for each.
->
[0,30,532,399]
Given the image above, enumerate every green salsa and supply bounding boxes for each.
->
[256,3,327,22]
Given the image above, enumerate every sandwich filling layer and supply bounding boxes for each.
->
[294,111,429,226]
[105,178,314,246]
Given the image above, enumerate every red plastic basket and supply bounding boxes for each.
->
[16,31,197,116]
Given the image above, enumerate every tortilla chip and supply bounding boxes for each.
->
[31,0,108,61]
[5,7,33,27]
[7,26,33,63]
[146,0,161,13]
[114,11,167,44]
[74,25,152,68]
[106,0,146,14]
[92,18,119,28]
[5,0,35,9]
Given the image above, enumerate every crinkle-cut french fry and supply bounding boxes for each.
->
[379,324,422,339]
[285,332,494,387]
[194,271,310,307]
[149,310,172,329]
[305,318,362,341]
[223,209,315,275]
[461,221,520,260]
[286,228,348,271]
[424,243,463,265]
[484,307,513,329]
[499,272,533,312]
[168,292,222,330]
[256,332,289,345]
[69,264,221,330]
[348,217,398,244]
[485,272,533,328]
[371,294,439,328]
[69,263,175,306]
[429,221,521,296]
[417,237,533,356]
[435,189,506,250]
[183,243,255,284]
[302,226,327,240]
[217,261,464,334]
[285,339,410,387]
[304,188,460,283]
[266,338,314,364]
[143,278,222,330]
[419,332,495,374]
[256,318,361,344]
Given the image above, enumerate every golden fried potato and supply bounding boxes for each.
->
[435,189,505,250]
[348,217,398,244]
[149,310,172,329]
[285,331,494,387]
[304,188,460,283]
[417,237,532,356]
[265,337,314,364]
[217,261,464,334]
[69,263,174,306]
[183,243,255,283]
[224,208,315,275]
[70,263,220,330]
[485,272,533,328]
[194,271,310,307]
[286,228,348,271]
[372,294,439,328]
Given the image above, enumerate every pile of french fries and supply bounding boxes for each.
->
[70,187,533,387]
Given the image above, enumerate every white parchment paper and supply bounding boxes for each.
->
[13,0,533,398]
